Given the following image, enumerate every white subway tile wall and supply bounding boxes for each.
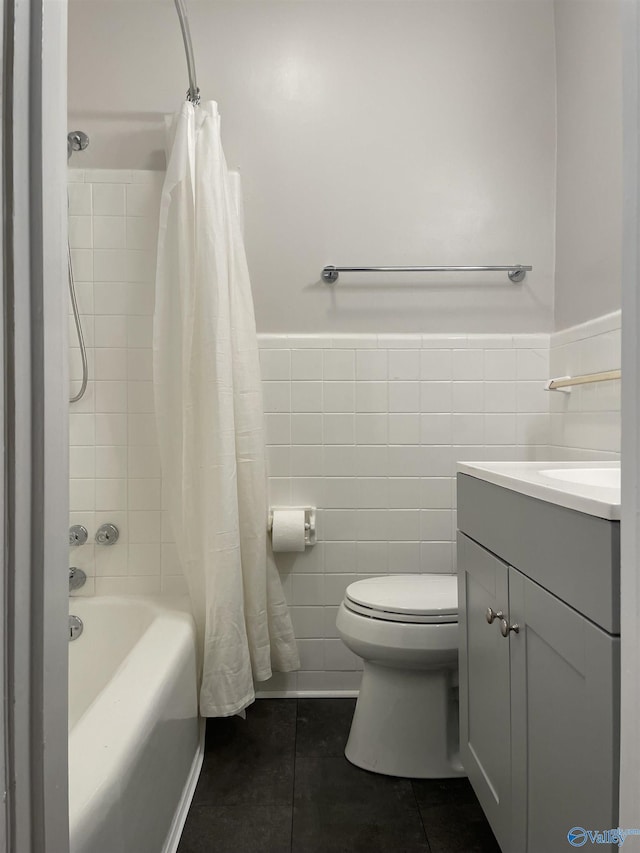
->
[258,332,553,693]
[67,168,181,598]
[68,169,620,695]
[548,311,621,459]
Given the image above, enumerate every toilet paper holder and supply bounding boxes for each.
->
[268,506,317,547]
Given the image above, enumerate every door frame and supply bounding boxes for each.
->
[2,0,69,849]
[621,0,640,828]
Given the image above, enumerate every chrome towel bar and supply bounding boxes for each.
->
[321,264,532,284]
[546,369,621,391]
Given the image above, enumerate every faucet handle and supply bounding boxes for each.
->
[69,567,86,592]
[95,523,119,546]
[69,524,88,546]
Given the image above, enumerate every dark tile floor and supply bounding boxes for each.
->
[178,698,501,853]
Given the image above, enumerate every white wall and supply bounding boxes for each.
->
[554,0,623,330]
[68,0,557,334]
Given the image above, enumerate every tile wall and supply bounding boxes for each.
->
[67,168,186,597]
[548,311,621,459]
[67,168,621,695]
[258,332,551,694]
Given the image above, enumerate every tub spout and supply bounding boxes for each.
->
[69,567,86,592]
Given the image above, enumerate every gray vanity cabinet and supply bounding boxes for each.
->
[508,568,619,853]
[457,534,512,852]
[457,473,620,853]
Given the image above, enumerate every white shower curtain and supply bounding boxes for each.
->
[153,101,299,717]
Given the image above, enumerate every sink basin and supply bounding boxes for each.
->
[540,468,620,489]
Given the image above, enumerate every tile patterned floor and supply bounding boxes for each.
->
[178,698,501,853]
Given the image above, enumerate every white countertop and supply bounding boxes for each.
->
[457,461,621,520]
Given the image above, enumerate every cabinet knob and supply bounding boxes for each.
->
[486,607,504,624]
[500,618,520,638]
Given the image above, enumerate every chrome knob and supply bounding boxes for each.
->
[69,614,84,641]
[95,523,119,546]
[69,566,86,591]
[67,130,89,160]
[486,607,504,624]
[500,618,520,638]
[69,524,88,546]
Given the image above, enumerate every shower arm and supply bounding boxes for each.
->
[173,0,200,104]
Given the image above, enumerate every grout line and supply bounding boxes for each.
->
[291,697,298,852]
[411,779,433,853]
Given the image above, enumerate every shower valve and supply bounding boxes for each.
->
[67,130,89,160]
[69,524,88,546]
[69,567,86,592]
[95,523,119,546]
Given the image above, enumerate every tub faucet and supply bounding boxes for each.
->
[69,567,86,592]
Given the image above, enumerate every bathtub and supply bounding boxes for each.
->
[68,596,203,853]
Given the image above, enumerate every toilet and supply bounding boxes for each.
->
[336,574,464,779]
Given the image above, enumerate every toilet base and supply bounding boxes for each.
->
[345,661,465,779]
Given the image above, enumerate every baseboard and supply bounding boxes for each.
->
[162,719,205,853]
[255,689,359,699]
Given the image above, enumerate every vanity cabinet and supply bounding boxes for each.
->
[457,473,620,853]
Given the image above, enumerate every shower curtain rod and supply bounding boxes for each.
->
[173,0,200,104]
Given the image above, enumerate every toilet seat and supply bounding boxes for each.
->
[344,574,458,624]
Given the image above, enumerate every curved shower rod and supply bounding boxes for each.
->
[173,0,200,104]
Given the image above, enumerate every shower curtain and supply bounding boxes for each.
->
[153,100,299,717]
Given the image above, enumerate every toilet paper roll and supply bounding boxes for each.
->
[271,509,306,552]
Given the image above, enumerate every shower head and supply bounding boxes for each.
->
[67,130,89,161]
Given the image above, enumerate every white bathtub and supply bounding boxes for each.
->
[68,596,203,853]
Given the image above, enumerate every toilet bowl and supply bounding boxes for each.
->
[336,574,464,779]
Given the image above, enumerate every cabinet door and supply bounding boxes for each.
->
[458,533,511,852]
[509,568,620,853]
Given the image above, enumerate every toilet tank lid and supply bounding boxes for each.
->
[345,574,458,617]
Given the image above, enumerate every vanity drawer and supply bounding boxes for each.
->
[457,473,620,634]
